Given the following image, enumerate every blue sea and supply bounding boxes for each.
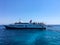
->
[0,25,60,45]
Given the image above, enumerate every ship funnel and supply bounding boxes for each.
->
[30,20,32,23]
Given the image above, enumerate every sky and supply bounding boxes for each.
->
[0,0,60,25]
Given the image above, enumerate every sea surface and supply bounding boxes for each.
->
[0,25,60,45]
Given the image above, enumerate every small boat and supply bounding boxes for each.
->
[4,20,46,29]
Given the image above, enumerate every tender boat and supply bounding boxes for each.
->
[4,20,46,29]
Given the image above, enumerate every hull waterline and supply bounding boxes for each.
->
[4,25,46,30]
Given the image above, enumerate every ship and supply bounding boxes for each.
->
[4,20,46,29]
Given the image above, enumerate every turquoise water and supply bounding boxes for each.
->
[0,25,60,45]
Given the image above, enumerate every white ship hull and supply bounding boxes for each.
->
[4,23,46,29]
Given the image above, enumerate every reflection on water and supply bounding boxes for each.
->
[0,25,60,45]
